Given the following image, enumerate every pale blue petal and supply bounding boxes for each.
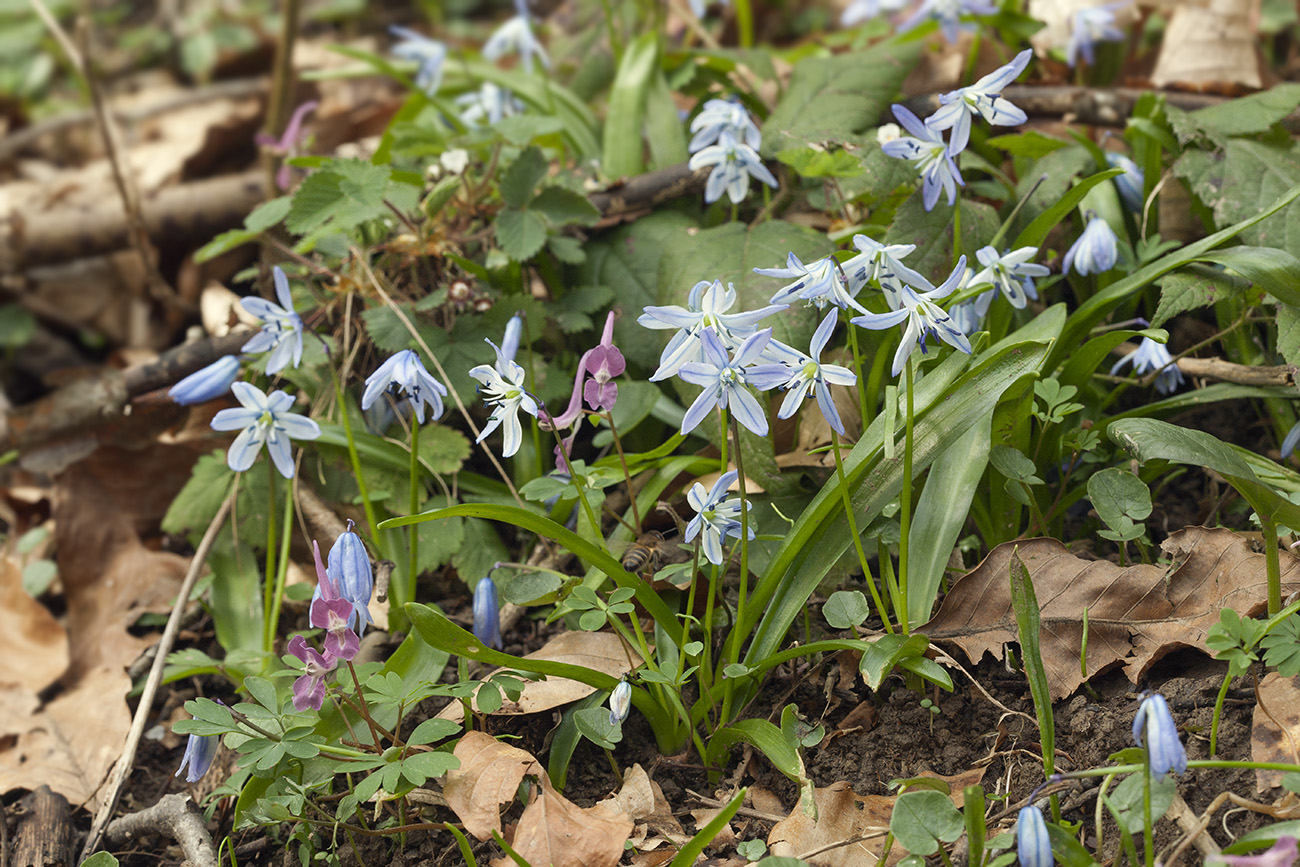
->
[814,381,846,435]
[226,427,263,471]
[266,434,296,478]
[277,414,321,440]
[681,387,719,435]
[210,407,260,431]
[729,387,768,436]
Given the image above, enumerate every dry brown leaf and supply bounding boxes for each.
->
[443,731,544,840]
[0,554,68,692]
[0,666,130,809]
[1151,0,1262,89]
[1252,671,1300,793]
[924,527,1300,700]
[437,630,641,719]
[494,775,633,867]
[768,781,894,866]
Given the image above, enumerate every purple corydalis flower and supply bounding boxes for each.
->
[1068,3,1128,68]
[1063,214,1119,276]
[1211,837,1300,867]
[390,26,447,95]
[241,266,304,375]
[1133,691,1187,776]
[288,635,338,712]
[882,105,964,211]
[748,310,857,436]
[685,469,752,565]
[309,541,359,661]
[361,349,448,424]
[639,279,786,382]
[473,576,502,649]
[1110,336,1183,396]
[678,328,772,437]
[169,355,241,406]
[688,131,778,205]
[209,382,321,478]
[175,733,218,783]
[1016,805,1052,867]
[256,100,318,191]
[547,312,624,429]
[925,49,1032,155]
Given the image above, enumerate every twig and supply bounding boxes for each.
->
[1110,341,1296,388]
[103,794,217,867]
[684,789,786,823]
[262,0,302,194]
[80,479,238,861]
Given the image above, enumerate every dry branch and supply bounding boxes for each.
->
[102,794,217,867]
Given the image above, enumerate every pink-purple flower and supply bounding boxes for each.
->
[287,635,339,712]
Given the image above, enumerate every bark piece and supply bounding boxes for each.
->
[12,786,74,867]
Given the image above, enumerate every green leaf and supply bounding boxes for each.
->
[985,131,1068,159]
[162,451,235,539]
[602,32,659,179]
[644,65,689,170]
[417,423,471,475]
[669,788,747,867]
[406,718,461,747]
[1174,84,1300,139]
[1087,468,1152,531]
[761,39,922,156]
[886,197,998,287]
[1153,266,1254,328]
[401,750,459,784]
[860,634,932,691]
[1175,140,1300,263]
[1010,549,1055,775]
[530,186,601,227]
[1109,772,1177,833]
[776,145,864,179]
[989,444,1040,484]
[450,518,510,590]
[244,676,279,713]
[889,790,964,856]
[1279,304,1300,369]
[195,196,291,261]
[495,208,548,261]
[574,706,622,749]
[494,114,566,146]
[500,146,548,208]
[1011,167,1123,251]
[1194,245,1300,308]
[823,590,871,629]
[286,160,394,237]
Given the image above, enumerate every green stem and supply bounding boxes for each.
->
[833,431,892,633]
[399,417,421,632]
[605,413,642,533]
[262,462,277,652]
[720,416,750,724]
[331,370,381,552]
[1265,517,1282,616]
[733,0,753,47]
[265,469,295,652]
[1142,755,1154,867]
[847,320,871,433]
[1209,670,1233,757]
[898,356,915,634]
[718,407,729,475]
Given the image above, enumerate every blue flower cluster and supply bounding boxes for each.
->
[687,99,777,205]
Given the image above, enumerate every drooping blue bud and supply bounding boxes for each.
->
[326,520,374,636]
[473,577,502,649]
[169,355,241,406]
[609,680,632,725]
[501,313,523,364]
[1133,692,1187,776]
[175,732,218,783]
[1016,805,1052,867]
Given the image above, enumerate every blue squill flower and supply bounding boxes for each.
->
[969,246,1049,310]
[754,252,866,313]
[457,83,524,126]
[1106,152,1145,213]
[469,340,539,458]
[483,14,550,71]
[169,355,241,406]
[851,257,970,377]
[473,577,502,649]
[638,279,786,381]
[317,521,373,636]
[361,349,448,424]
[1068,3,1128,68]
[1016,805,1052,867]
[898,0,998,44]
[685,469,752,565]
[609,680,632,725]
[1110,336,1183,396]
[688,0,731,18]
[1063,214,1119,276]
[390,26,447,95]
[841,234,931,294]
[688,132,778,205]
[501,313,524,364]
[175,732,218,783]
[287,635,338,712]
[925,49,1032,154]
[882,105,964,211]
[241,266,304,375]
[1133,692,1187,776]
[689,98,761,153]
[841,0,907,26]
[210,382,321,478]
[1283,422,1300,459]
[678,328,772,437]
[748,310,858,436]
[309,541,359,661]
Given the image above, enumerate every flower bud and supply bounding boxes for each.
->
[473,577,502,649]
[1133,692,1187,776]
[328,521,375,636]
[175,732,218,783]
[609,680,632,725]
[169,355,241,406]
[1016,805,1052,867]
[501,313,523,364]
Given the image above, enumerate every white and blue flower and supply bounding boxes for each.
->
[689,98,761,153]
[754,252,866,313]
[361,349,448,424]
[483,13,550,71]
[638,279,785,381]
[688,131,779,205]
[210,382,321,478]
[1110,336,1184,396]
[969,245,1049,310]
[1106,152,1145,213]
[898,0,998,44]
[841,0,907,27]
[842,234,932,294]
[469,339,540,458]
[925,49,1032,155]
[1063,214,1119,276]
[169,355,241,406]
[1016,805,1053,867]
[685,469,753,566]
[882,105,964,211]
[390,26,447,95]
[473,576,502,649]
[1133,692,1187,777]
[1068,3,1128,68]
[241,266,304,375]
[851,256,971,377]
[678,328,772,436]
[748,310,858,436]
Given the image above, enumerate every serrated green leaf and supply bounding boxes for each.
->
[1174,84,1300,139]
[1279,304,1300,369]
[495,208,548,261]
[985,130,1069,159]
[418,423,471,475]
[1153,266,1253,328]
[531,186,600,227]
[494,114,566,145]
[500,146,547,208]
[762,39,922,156]
[776,145,864,179]
[547,235,586,265]
[1175,140,1300,262]
[162,451,236,539]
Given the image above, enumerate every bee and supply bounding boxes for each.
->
[620,531,671,576]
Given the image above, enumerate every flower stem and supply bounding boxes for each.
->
[331,369,381,553]
[720,415,750,725]
[265,472,295,652]
[605,412,642,533]
[898,356,915,634]
[1265,517,1282,616]
[833,431,892,633]
[397,417,421,632]
[263,461,276,651]
[847,320,871,433]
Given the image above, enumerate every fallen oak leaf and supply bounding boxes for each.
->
[442,731,543,840]
[493,774,632,867]
[924,527,1300,700]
